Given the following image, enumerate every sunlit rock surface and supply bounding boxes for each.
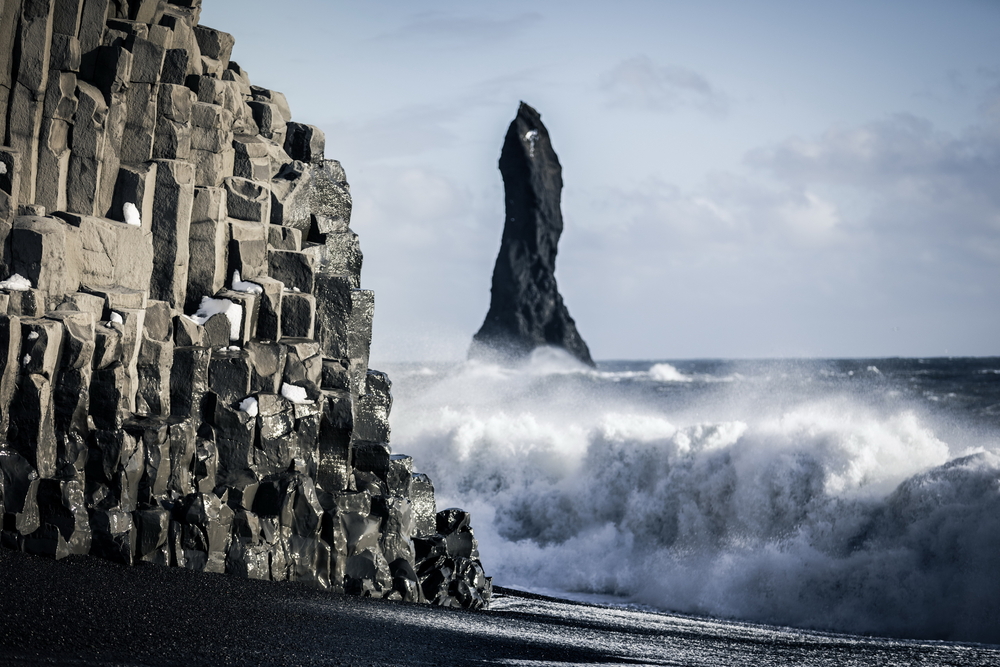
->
[0,0,489,609]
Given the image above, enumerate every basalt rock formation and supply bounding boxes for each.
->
[0,0,490,609]
[471,102,593,366]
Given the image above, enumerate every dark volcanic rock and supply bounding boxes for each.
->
[471,102,593,366]
[0,0,492,613]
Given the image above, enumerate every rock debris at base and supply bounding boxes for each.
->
[0,0,490,609]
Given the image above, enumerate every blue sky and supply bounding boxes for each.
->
[200,1,1000,361]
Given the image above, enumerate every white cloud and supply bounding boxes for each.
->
[748,113,1000,188]
[776,192,840,238]
[324,105,462,162]
[599,55,730,116]
[554,111,1000,358]
[353,164,500,364]
[746,113,1000,263]
[977,67,1000,119]
[375,11,543,46]
[355,166,474,240]
[354,108,1000,360]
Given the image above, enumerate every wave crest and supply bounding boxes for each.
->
[386,357,1000,642]
[648,363,692,382]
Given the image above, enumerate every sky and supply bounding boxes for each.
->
[199,0,1000,362]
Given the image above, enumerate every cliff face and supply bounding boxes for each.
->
[471,102,593,366]
[0,0,490,609]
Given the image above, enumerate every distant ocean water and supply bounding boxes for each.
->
[382,351,1000,645]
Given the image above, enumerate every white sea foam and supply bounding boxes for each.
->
[648,362,691,382]
[387,355,1000,643]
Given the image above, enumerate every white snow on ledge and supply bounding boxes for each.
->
[186,297,242,341]
[280,383,314,405]
[524,128,539,157]
[0,274,31,291]
[123,202,141,226]
[232,270,262,294]
[238,396,259,417]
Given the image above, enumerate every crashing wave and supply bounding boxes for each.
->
[385,356,1000,643]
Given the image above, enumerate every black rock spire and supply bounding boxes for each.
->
[471,102,594,366]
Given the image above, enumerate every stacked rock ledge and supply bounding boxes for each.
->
[0,0,490,609]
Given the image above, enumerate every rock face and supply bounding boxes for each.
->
[0,0,490,609]
[471,102,593,366]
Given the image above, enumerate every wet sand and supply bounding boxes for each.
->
[1,548,997,666]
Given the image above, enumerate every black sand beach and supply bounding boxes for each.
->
[1,548,998,666]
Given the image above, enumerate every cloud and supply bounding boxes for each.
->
[323,104,463,163]
[554,111,1000,357]
[978,67,1000,119]
[599,55,730,116]
[350,164,502,362]
[913,69,970,105]
[581,112,1000,267]
[375,11,542,46]
[320,68,547,165]
[574,174,843,254]
[356,166,474,238]
[746,113,1000,262]
[748,113,997,185]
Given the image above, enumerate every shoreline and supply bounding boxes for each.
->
[2,548,998,666]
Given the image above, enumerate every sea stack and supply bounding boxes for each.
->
[471,102,594,366]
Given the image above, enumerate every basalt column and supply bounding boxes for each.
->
[0,0,491,610]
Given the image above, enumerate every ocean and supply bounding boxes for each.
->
[381,350,1000,646]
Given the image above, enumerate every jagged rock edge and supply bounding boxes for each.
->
[0,0,491,609]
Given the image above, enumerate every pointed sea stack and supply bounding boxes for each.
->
[471,103,594,366]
